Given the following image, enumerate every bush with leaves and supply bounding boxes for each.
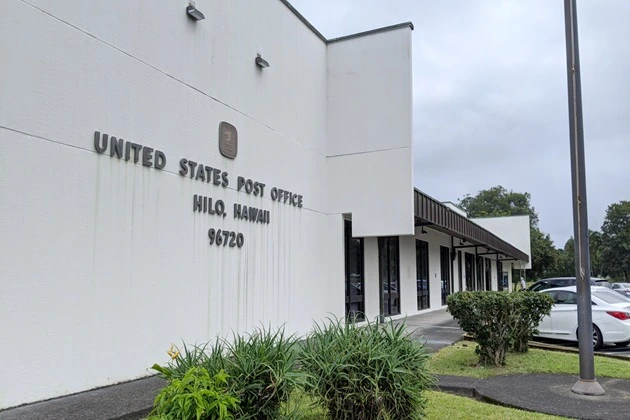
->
[447,291,515,366]
[510,291,554,352]
[152,327,302,420]
[300,318,433,420]
[205,328,302,419]
[148,367,239,420]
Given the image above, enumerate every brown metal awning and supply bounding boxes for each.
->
[414,188,529,262]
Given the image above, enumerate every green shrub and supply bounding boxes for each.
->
[510,291,554,353]
[152,327,302,420]
[300,318,433,420]
[205,327,302,419]
[447,291,514,366]
[148,367,239,420]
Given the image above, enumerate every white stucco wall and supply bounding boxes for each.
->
[0,0,414,409]
[326,28,414,237]
[472,215,532,269]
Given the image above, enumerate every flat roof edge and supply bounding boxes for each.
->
[279,1,413,45]
[327,22,415,44]
[279,0,328,42]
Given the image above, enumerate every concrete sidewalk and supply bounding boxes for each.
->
[395,308,465,352]
[0,376,165,420]
[436,373,630,420]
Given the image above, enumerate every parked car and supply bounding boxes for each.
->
[612,283,630,298]
[527,277,600,292]
[534,286,630,349]
[594,279,612,289]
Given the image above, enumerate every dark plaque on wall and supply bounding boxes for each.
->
[219,122,238,159]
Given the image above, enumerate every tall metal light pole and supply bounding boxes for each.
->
[563,0,605,396]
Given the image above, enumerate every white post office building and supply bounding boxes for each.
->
[0,0,530,408]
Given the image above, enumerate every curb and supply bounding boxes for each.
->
[461,334,630,361]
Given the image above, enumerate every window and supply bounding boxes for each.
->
[554,291,577,304]
[416,240,430,310]
[458,251,463,292]
[550,279,570,287]
[465,253,474,291]
[592,290,630,304]
[529,281,550,292]
[440,246,451,305]
[344,220,364,320]
[378,237,400,316]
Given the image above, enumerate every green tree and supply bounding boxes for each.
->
[600,201,630,281]
[553,230,602,278]
[458,186,554,280]
[459,186,539,227]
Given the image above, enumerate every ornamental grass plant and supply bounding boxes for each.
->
[299,318,434,420]
[152,327,302,420]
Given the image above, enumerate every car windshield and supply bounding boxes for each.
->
[592,289,630,304]
[617,283,630,288]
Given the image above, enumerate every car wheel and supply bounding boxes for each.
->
[614,341,630,348]
[592,325,603,350]
[578,324,604,350]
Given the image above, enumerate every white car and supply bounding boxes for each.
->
[535,286,630,349]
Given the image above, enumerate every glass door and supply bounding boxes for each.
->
[378,237,400,316]
[344,220,364,320]
[485,259,492,291]
[440,246,451,305]
[458,251,463,292]
[416,240,430,310]
[465,253,474,291]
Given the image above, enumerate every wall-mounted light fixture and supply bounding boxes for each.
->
[186,1,205,21]
[421,228,428,235]
[460,239,466,245]
[255,54,270,68]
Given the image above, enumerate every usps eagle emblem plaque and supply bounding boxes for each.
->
[218,122,238,159]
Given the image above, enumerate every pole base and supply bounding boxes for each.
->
[571,379,605,396]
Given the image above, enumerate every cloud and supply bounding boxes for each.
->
[290,0,630,246]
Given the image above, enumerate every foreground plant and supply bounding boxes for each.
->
[447,291,554,366]
[151,327,302,420]
[205,327,302,419]
[148,367,239,420]
[447,291,514,366]
[300,318,433,420]
[152,342,210,380]
[510,292,554,353]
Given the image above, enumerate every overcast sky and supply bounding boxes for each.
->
[290,0,629,247]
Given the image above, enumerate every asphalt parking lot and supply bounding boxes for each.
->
[532,337,630,358]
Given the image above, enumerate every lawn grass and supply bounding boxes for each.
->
[285,390,564,419]
[428,341,630,379]
[425,391,565,419]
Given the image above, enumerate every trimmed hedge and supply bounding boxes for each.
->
[447,291,553,366]
[511,291,554,352]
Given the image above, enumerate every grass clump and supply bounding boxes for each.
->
[300,318,434,420]
[152,327,302,419]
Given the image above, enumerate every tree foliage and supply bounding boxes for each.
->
[458,186,555,279]
[458,187,629,282]
[459,186,539,227]
[600,201,630,280]
[553,231,604,278]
